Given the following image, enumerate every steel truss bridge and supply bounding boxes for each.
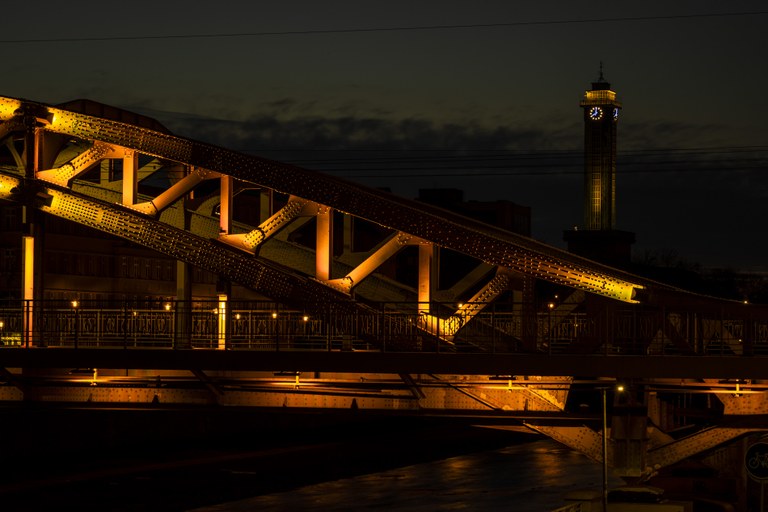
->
[1,95,768,482]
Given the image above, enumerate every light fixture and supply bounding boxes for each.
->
[600,383,625,512]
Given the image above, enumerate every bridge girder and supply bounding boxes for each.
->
[0,95,648,303]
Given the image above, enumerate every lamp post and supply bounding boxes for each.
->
[272,311,279,351]
[71,300,79,349]
[547,302,555,354]
[600,384,624,512]
[601,387,609,512]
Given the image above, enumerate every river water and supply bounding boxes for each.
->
[192,438,624,512]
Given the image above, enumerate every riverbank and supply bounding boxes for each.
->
[0,404,540,511]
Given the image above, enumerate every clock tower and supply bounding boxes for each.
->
[580,67,621,230]
[564,67,635,267]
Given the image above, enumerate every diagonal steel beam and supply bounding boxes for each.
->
[36,140,123,186]
[646,426,759,476]
[6,96,649,303]
[218,196,310,253]
[0,171,354,313]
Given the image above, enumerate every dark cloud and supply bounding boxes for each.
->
[155,110,578,151]
[134,107,768,270]
[621,119,731,150]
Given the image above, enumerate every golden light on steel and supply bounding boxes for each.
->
[217,294,227,350]
[272,312,278,319]
[0,97,21,120]
[22,236,34,303]
[164,303,171,311]
[71,300,79,309]
[1,94,652,304]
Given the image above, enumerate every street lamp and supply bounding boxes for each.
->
[71,300,79,349]
[547,302,555,354]
[272,311,279,351]
[600,384,625,512]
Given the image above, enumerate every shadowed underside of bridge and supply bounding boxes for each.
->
[1,95,768,483]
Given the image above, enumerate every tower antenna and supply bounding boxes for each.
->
[598,61,605,82]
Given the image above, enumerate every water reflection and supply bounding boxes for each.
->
[192,440,624,512]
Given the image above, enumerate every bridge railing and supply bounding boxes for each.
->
[2,299,768,355]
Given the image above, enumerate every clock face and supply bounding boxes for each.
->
[612,107,619,120]
[589,106,603,120]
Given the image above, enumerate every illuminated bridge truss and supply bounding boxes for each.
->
[2,95,768,480]
[1,95,766,352]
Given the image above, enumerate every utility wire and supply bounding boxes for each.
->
[296,156,768,170]
[1,11,766,44]
[237,145,768,155]
[239,148,768,169]
[331,165,768,179]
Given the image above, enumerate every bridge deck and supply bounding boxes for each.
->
[2,348,767,379]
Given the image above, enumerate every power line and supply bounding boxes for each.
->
[249,147,768,161]
[238,147,768,170]
[330,165,768,179]
[1,11,766,44]
[297,156,768,170]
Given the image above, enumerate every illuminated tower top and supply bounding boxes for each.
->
[579,65,621,230]
[564,67,634,268]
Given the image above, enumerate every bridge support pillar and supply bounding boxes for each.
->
[21,233,35,347]
[174,261,192,349]
[418,243,434,315]
[21,122,45,347]
[121,149,138,206]
[217,292,228,350]
[611,405,649,479]
[219,175,233,234]
[316,207,332,280]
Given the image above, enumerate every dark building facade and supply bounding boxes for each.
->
[416,188,530,236]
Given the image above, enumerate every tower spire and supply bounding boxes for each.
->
[564,73,635,267]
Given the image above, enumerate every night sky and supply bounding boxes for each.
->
[3,1,767,270]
